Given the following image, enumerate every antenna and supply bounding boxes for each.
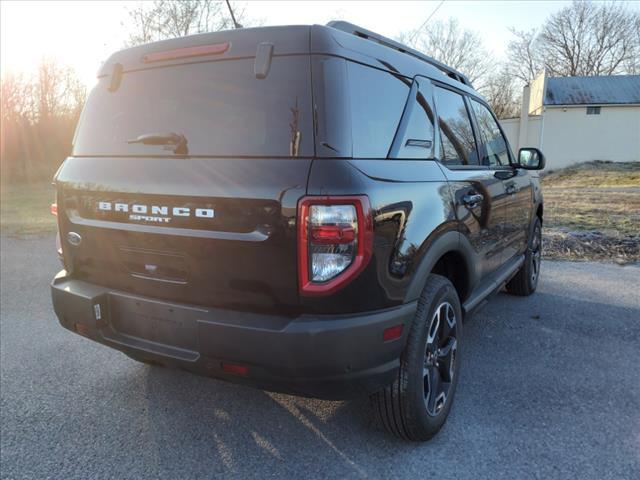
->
[407,0,446,45]
[225,0,242,29]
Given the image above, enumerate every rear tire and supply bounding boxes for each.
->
[371,274,462,441]
[506,216,542,296]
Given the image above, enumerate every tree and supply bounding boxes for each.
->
[398,18,494,88]
[1,59,86,183]
[507,1,640,82]
[32,58,86,121]
[124,0,251,47]
[506,29,542,84]
[0,72,33,122]
[481,67,521,119]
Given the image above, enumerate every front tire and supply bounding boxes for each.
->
[371,274,462,441]
[506,216,542,296]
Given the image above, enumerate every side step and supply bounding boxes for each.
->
[462,255,524,313]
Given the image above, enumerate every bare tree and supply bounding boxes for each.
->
[1,60,86,183]
[33,58,86,121]
[398,18,494,88]
[480,67,521,119]
[124,0,252,47]
[1,72,33,122]
[35,58,68,120]
[506,29,543,84]
[507,1,640,82]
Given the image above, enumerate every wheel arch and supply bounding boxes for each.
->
[404,230,478,304]
[536,202,543,223]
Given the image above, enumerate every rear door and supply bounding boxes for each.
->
[432,85,508,280]
[55,55,314,313]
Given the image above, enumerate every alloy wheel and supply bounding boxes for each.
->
[530,224,542,285]
[423,302,458,416]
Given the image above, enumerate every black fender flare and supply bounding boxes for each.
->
[404,230,479,303]
[527,200,544,245]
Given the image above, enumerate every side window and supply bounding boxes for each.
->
[434,87,478,166]
[392,77,436,159]
[471,100,510,167]
[347,62,410,158]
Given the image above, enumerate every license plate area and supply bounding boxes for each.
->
[109,293,199,350]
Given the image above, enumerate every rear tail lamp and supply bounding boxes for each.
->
[50,203,58,216]
[298,196,373,296]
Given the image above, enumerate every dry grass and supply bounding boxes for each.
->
[541,161,640,262]
[0,182,57,236]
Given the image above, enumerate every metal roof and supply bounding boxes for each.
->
[544,75,640,106]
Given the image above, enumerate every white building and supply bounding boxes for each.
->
[500,73,640,170]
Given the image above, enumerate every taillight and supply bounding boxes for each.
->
[50,203,58,216]
[298,196,373,296]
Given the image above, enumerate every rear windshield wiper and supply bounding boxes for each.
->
[127,132,188,155]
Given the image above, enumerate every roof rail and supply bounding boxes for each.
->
[326,21,471,87]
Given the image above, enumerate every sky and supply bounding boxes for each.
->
[2,0,639,86]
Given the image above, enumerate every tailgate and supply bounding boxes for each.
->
[55,157,309,313]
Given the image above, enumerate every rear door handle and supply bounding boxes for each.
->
[462,193,484,208]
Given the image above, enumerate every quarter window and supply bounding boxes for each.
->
[470,100,510,166]
[347,62,410,158]
[392,78,436,159]
[434,87,478,166]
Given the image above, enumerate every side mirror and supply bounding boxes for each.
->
[517,148,545,170]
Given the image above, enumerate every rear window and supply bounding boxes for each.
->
[73,56,313,157]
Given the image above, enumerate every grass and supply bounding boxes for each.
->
[541,161,640,236]
[541,161,640,262]
[542,161,640,188]
[0,182,57,235]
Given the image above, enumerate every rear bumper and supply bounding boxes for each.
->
[51,271,415,399]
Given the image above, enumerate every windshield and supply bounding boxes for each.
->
[73,56,313,157]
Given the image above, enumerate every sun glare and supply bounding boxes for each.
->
[1,1,129,86]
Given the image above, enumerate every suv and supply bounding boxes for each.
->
[51,22,544,441]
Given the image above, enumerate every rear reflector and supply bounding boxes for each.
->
[50,203,58,216]
[222,363,249,376]
[383,324,404,342]
[75,323,91,337]
[142,42,230,63]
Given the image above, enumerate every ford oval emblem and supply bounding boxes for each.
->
[67,232,82,247]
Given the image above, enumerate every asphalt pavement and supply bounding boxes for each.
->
[1,234,639,480]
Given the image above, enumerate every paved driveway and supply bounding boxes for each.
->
[1,235,638,479]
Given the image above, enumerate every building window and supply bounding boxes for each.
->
[587,106,601,115]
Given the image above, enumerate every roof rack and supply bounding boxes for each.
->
[326,21,471,87]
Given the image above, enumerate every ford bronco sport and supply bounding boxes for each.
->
[51,22,545,441]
